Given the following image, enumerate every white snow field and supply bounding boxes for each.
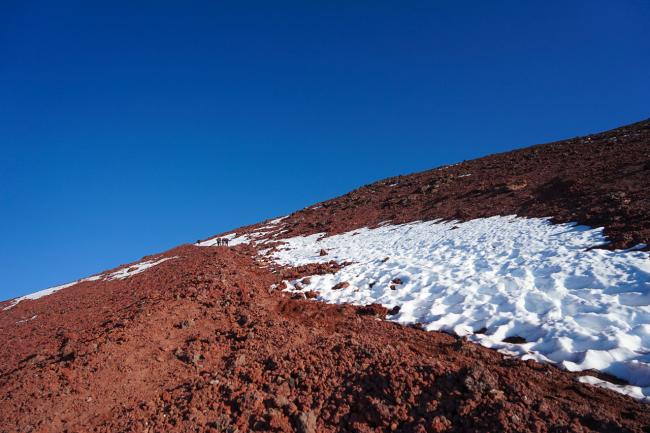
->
[259,216,650,401]
[3,257,176,311]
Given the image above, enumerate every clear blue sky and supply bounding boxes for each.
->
[1,1,649,300]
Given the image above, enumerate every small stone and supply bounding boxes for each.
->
[356,304,388,317]
[503,335,527,344]
[431,415,452,432]
[234,354,247,367]
[296,411,317,433]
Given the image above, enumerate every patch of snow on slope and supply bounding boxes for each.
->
[266,216,288,225]
[16,315,37,324]
[3,257,176,310]
[3,281,79,311]
[578,376,650,402]
[270,216,650,399]
[106,257,176,280]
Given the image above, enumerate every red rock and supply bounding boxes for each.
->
[356,304,388,317]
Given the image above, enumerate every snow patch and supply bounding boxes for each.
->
[3,281,80,311]
[3,257,177,310]
[267,216,288,225]
[578,376,650,402]
[16,315,37,324]
[106,257,176,280]
[267,216,650,400]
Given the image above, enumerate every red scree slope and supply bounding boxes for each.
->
[1,119,650,433]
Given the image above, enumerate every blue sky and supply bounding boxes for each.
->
[1,1,649,300]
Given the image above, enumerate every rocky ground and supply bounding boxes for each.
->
[1,119,649,433]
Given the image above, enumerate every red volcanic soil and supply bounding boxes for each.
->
[1,119,650,433]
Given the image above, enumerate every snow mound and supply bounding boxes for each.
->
[268,216,650,399]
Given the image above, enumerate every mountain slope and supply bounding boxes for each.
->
[241,118,650,249]
[1,119,650,433]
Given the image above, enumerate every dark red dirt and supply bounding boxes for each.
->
[1,120,650,433]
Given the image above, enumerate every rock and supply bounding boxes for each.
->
[505,180,528,191]
[59,336,77,360]
[391,278,403,285]
[319,249,328,256]
[268,409,292,432]
[503,335,527,344]
[388,305,401,315]
[176,319,193,329]
[356,304,388,317]
[488,388,506,400]
[420,184,438,193]
[431,415,452,432]
[463,366,499,394]
[20,354,40,367]
[234,354,247,368]
[304,291,318,299]
[295,411,317,433]
[331,282,350,290]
